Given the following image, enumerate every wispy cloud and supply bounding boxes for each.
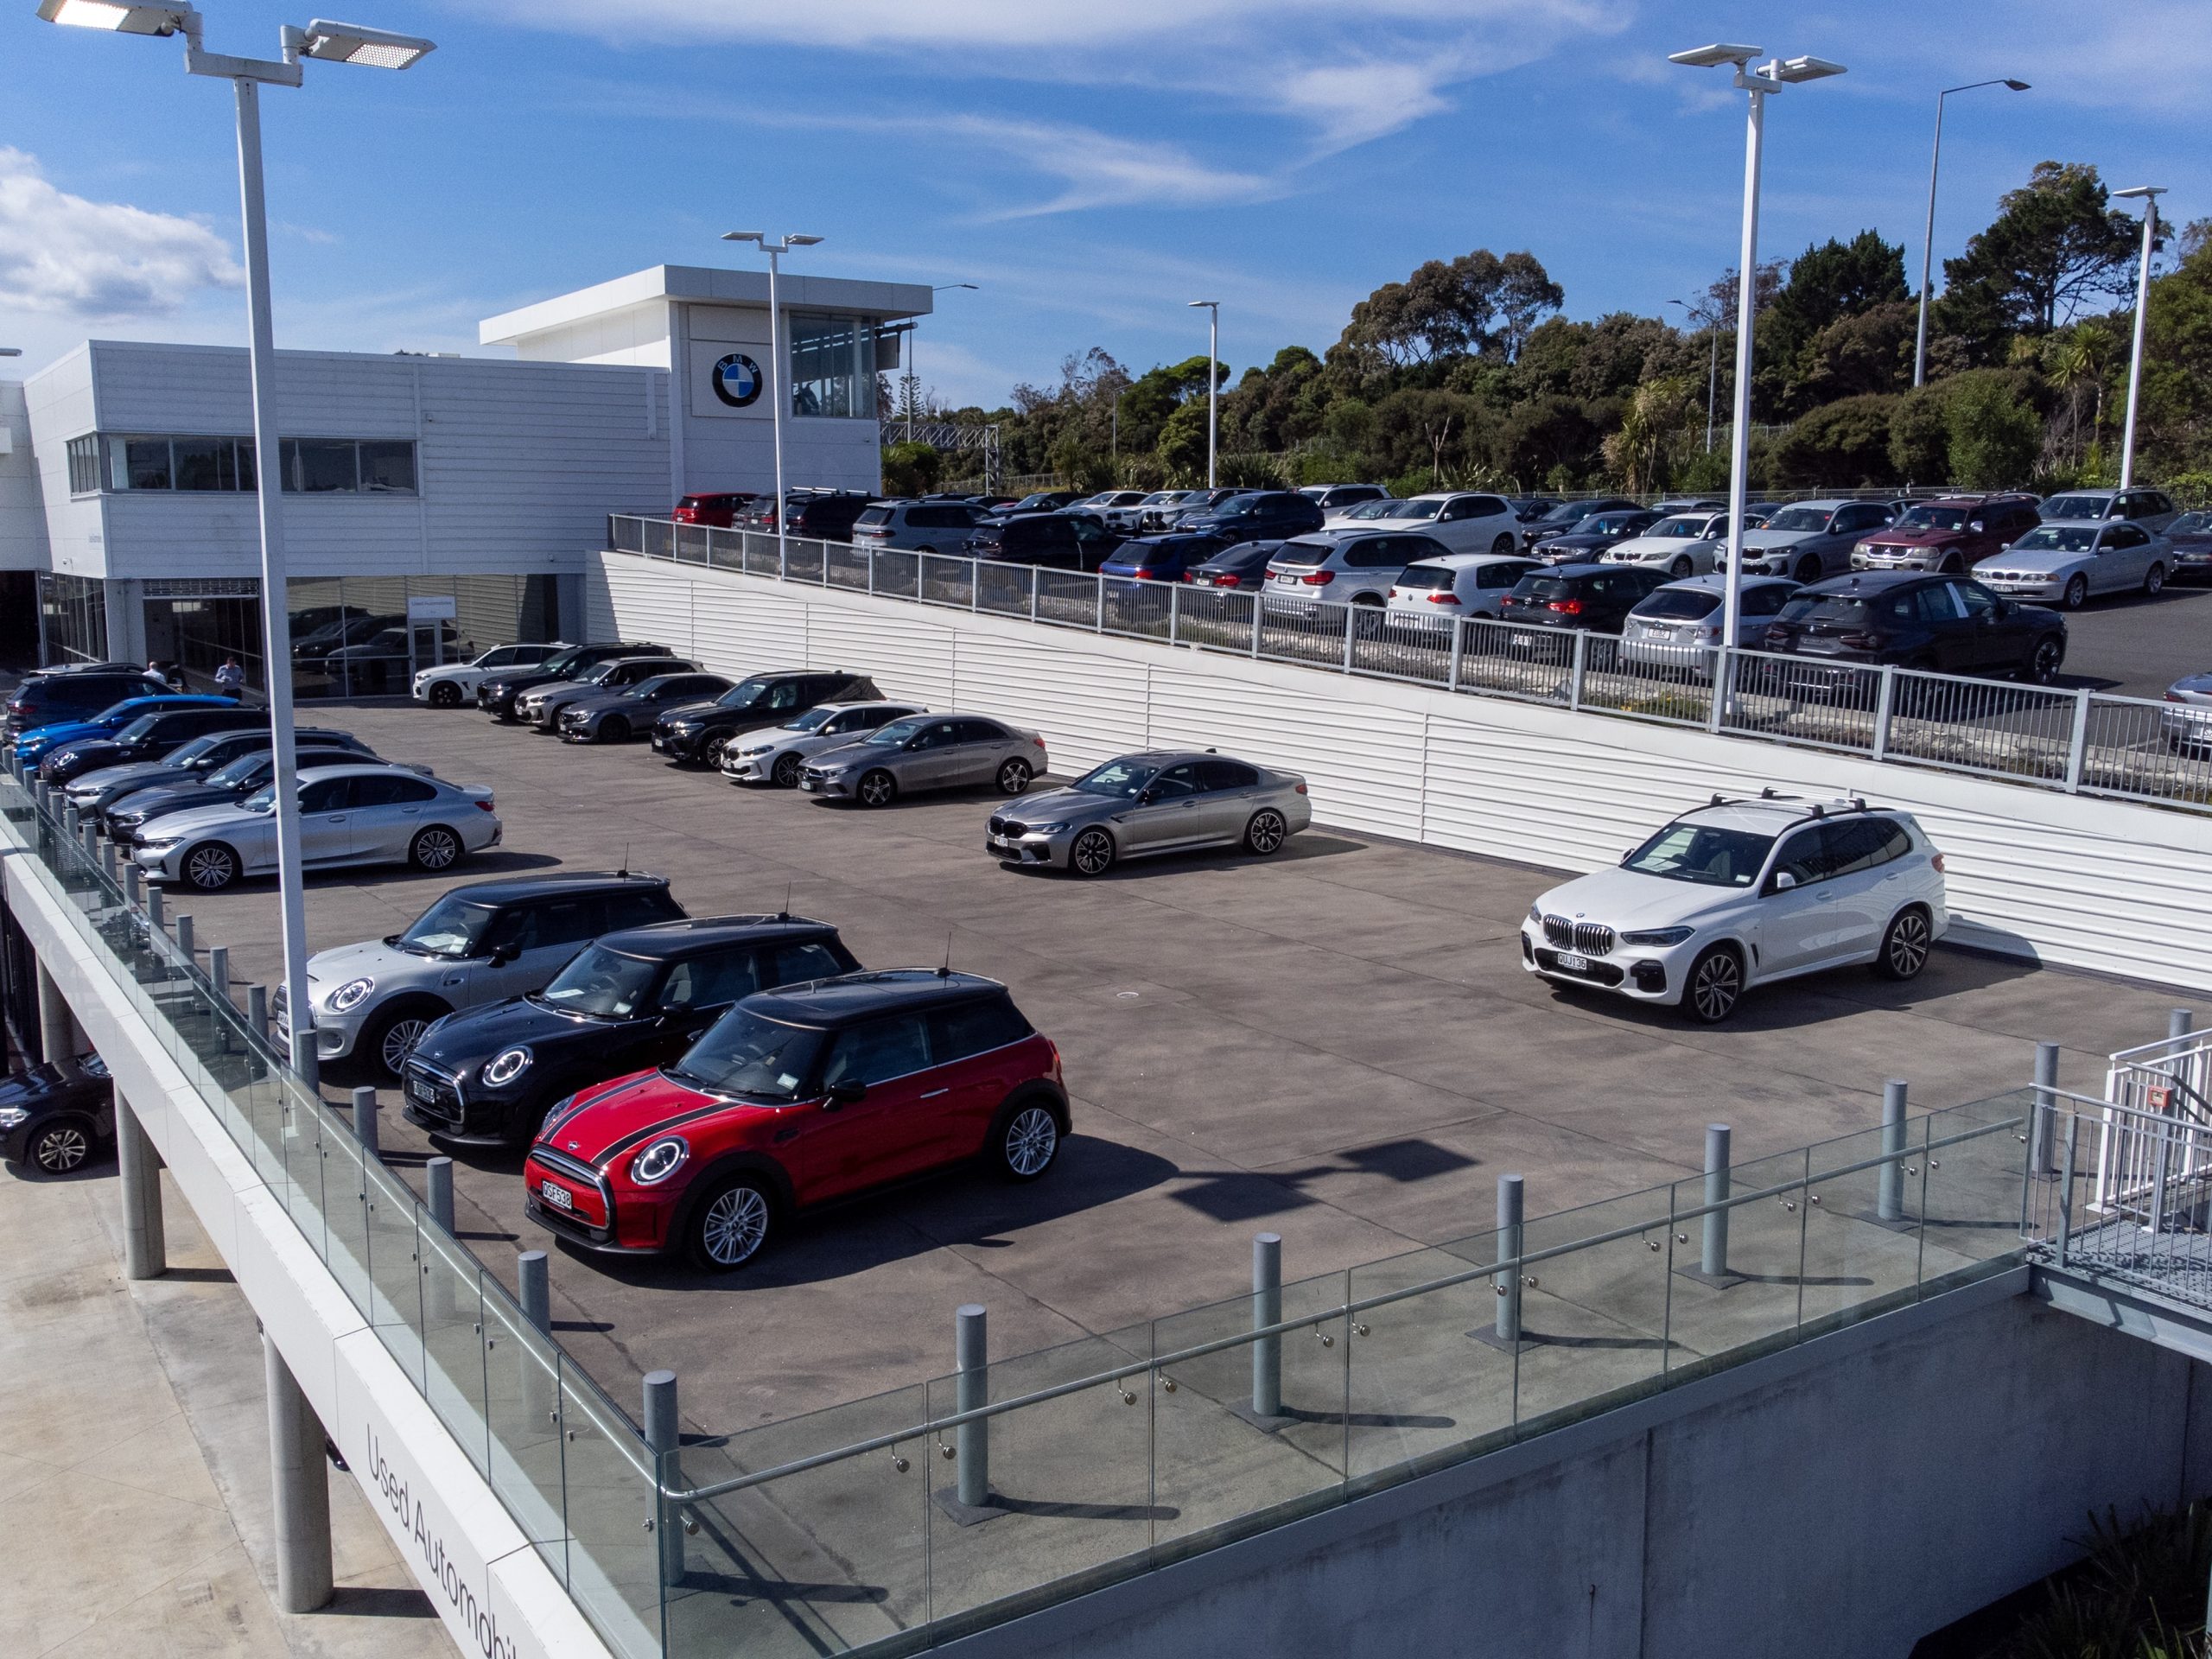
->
[0,148,242,320]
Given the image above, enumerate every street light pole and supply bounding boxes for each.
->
[2113,186,2166,489]
[1670,44,1846,652]
[37,4,435,1084]
[721,232,823,565]
[1189,300,1219,488]
[1914,79,2030,388]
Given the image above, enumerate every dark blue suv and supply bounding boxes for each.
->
[1179,492,1325,545]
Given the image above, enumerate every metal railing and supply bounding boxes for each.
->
[2030,1086,2212,1313]
[2092,1026,2212,1227]
[607,516,2212,817]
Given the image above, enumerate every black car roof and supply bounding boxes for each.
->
[741,969,1007,1027]
[594,913,839,959]
[442,869,672,906]
[1802,570,1942,594]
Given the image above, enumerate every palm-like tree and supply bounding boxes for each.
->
[2045,321,2118,467]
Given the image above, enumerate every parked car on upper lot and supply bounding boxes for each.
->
[2161,671,2212,752]
[477,643,670,720]
[524,969,1067,1268]
[1327,493,1527,556]
[518,656,691,730]
[1137,489,1217,531]
[1385,552,1543,622]
[403,913,862,1147]
[1071,490,1150,520]
[2168,511,2212,581]
[1758,572,2067,683]
[1847,493,2042,575]
[800,712,1046,807]
[735,489,877,540]
[1972,519,2174,609]
[671,492,757,528]
[1522,498,1640,549]
[721,700,926,787]
[965,511,1123,571]
[1299,484,1389,514]
[986,750,1312,877]
[5,668,171,743]
[2031,486,2180,536]
[279,871,687,1077]
[1498,564,1669,635]
[0,1051,114,1176]
[1007,489,1083,512]
[1529,508,1665,565]
[37,702,262,785]
[413,643,569,708]
[1720,499,1897,584]
[1099,533,1227,582]
[1520,796,1948,1023]
[1266,531,1450,608]
[1099,491,1185,531]
[18,695,238,771]
[1651,499,1726,514]
[1184,540,1281,589]
[1601,512,1760,579]
[103,741,393,844]
[133,762,501,897]
[652,670,886,767]
[1619,575,1801,674]
[851,499,988,554]
[1179,491,1325,545]
[67,724,365,814]
[559,671,734,744]
[1507,496,1563,524]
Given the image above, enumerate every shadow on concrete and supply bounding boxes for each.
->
[1170,1136,1478,1222]
[1537,943,2043,1032]
[321,1585,440,1620]
[994,832,1367,883]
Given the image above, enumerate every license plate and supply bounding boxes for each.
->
[652,735,666,750]
[1557,951,1590,972]
[409,1078,434,1102]
[988,835,1013,849]
[1511,632,1535,648]
[539,1180,573,1211]
[800,779,820,791]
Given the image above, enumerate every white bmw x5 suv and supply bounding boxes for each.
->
[1519,794,1948,1023]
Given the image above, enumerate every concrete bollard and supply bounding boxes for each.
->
[1494,1174,1525,1347]
[643,1370,684,1586]
[175,913,194,963]
[248,984,268,1040]
[518,1250,554,1427]
[351,1086,379,1160]
[81,821,98,863]
[1878,1080,1909,1223]
[62,804,79,836]
[100,840,117,882]
[146,886,164,934]
[1700,1125,1732,1281]
[424,1156,456,1321]
[427,1156,454,1234]
[124,863,141,906]
[209,945,232,1052]
[1250,1232,1283,1421]
[2030,1042,2060,1177]
[956,1304,989,1511]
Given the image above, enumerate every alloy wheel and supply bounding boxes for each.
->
[997,758,1033,795]
[858,770,896,808]
[379,1017,433,1075]
[1671,556,1693,578]
[1004,1107,1058,1177]
[1070,827,1116,876]
[2145,563,2166,596]
[2063,575,2088,610]
[429,682,461,707]
[33,1122,90,1174]
[1688,950,1741,1023]
[184,843,237,891]
[702,735,729,767]
[2031,638,2063,685]
[772,753,802,788]
[1882,910,1931,980]
[411,827,461,870]
[1244,810,1287,855]
[700,1184,771,1267]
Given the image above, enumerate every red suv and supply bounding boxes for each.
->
[523,970,1067,1269]
[672,492,758,528]
[1848,494,2042,575]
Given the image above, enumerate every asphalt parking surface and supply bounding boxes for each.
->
[176,700,2208,1437]
[2050,576,2212,700]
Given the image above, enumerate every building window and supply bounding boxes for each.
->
[84,434,416,495]
[36,573,109,666]
[790,314,878,420]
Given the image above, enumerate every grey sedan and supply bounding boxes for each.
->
[799,713,1048,807]
[985,751,1312,876]
[2162,671,2212,753]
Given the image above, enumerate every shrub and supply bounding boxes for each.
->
[1947,378,2044,489]
[1770,393,1903,487]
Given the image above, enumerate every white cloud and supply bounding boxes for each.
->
[928,117,1274,215]
[0,148,242,321]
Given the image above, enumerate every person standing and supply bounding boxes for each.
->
[213,657,246,697]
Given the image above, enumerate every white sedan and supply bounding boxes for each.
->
[1520,795,1948,1023]
[1323,492,1528,555]
[133,762,500,892]
[1602,511,1760,579]
[412,643,569,708]
[1973,519,2172,609]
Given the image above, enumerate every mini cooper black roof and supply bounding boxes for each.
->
[741,969,1008,1028]
[593,913,840,958]
[436,870,672,907]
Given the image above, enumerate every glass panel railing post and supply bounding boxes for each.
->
[1702,1124,1732,1281]
[1878,1080,1908,1222]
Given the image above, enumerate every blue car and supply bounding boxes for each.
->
[1099,532,1230,582]
[14,695,238,768]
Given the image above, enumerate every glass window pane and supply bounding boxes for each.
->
[124,437,173,491]
[359,441,416,493]
[791,314,861,418]
[171,437,233,491]
[287,439,359,493]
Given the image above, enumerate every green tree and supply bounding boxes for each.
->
[2137,221,2212,477]
[1946,379,2044,489]
[879,441,944,496]
[1336,250,1561,375]
[1934,162,2139,361]
[1770,394,1903,487]
[1154,400,1211,482]
[1761,232,1910,415]
[1601,377,1699,493]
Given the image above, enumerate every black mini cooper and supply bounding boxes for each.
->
[401,914,861,1147]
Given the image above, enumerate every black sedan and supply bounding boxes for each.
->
[1498,564,1669,636]
[1522,497,1640,548]
[2170,510,2212,582]
[1185,539,1281,590]
[477,642,668,721]
[401,914,861,1147]
[1,1053,115,1175]
[1529,508,1662,564]
[1757,571,2067,684]
[651,670,885,766]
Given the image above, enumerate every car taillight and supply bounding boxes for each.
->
[1294,783,1307,794]
[1300,570,1334,586]
[475,798,495,812]
[1837,632,1888,650]
[1931,853,1946,874]
[2167,691,2185,703]
[1033,736,1046,747]
[1425,592,1460,604]
[1215,575,1242,587]
[1547,599,1583,614]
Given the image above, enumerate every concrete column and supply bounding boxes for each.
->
[1698,1125,1735,1284]
[1494,1174,1524,1346]
[2031,1042,2060,1177]
[643,1370,683,1586]
[351,1085,379,1160]
[262,1333,334,1613]
[35,960,79,1061]
[116,1091,167,1281]
[518,1249,554,1426]
[1250,1232,1282,1421]
[956,1304,989,1510]
[1878,1081,1909,1224]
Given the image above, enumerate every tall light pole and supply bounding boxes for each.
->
[1668,299,1719,453]
[721,232,822,566]
[39,3,435,1084]
[1669,43,1846,652]
[2113,186,2166,489]
[907,282,976,444]
[1913,78,2031,387]
[1188,300,1219,488]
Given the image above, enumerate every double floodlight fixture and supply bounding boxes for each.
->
[295,19,434,68]
[36,0,189,32]
[1669,43,1847,91]
[40,2,433,70]
[722,231,823,249]
[1667,41,1762,68]
[2113,184,2168,203]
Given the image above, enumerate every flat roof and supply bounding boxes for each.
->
[479,264,935,346]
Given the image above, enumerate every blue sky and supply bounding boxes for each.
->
[3,0,2206,409]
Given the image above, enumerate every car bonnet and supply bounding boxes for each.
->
[540,1069,751,1166]
[1534,863,1758,932]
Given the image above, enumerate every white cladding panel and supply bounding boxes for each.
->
[0,382,48,571]
[592,565,696,659]
[588,550,2212,991]
[690,581,812,675]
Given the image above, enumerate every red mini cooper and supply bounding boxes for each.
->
[524,970,1067,1269]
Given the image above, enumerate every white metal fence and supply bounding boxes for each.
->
[609,516,2212,817]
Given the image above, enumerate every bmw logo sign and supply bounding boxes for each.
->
[711,352,763,409]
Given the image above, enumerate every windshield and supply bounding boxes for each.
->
[2173,512,2212,535]
[1586,513,1643,534]
[1272,539,1332,567]
[1339,499,1394,521]
[714,676,772,709]
[582,662,623,683]
[864,715,929,747]
[1538,501,1600,524]
[1213,495,1264,518]
[1634,589,1722,620]
[169,734,226,764]
[240,785,278,813]
[669,1009,825,1102]
[1622,823,1775,887]
[1072,757,1160,798]
[2015,525,2097,554]
[535,944,659,1019]
[1377,499,1443,521]
[395,895,500,959]
[208,753,274,788]
[854,506,893,527]
[1513,576,1578,601]
[2040,494,2113,519]
[1763,506,1833,533]
[1897,505,1969,531]
[118,715,162,741]
[781,706,840,734]
[1650,517,1708,538]
[1393,563,1455,592]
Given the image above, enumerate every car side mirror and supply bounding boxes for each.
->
[382,934,400,948]
[824,1080,866,1109]
[1968,520,1985,532]
[489,945,519,966]
[1771,871,1798,893]
[1135,787,1157,805]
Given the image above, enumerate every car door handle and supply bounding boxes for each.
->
[919,1088,950,1098]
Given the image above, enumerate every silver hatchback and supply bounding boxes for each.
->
[799,712,1047,807]
[721,701,928,786]
[986,750,1313,876]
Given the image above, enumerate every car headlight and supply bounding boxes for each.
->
[1853,543,1873,557]
[327,976,376,1013]
[1621,926,1694,947]
[739,743,772,757]
[481,1046,532,1087]
[1528,905,1542,924]
[141,834,181,851]
[631,1135,690,1185]
[0,1107,28,1130]
[537,1093,582,1141]
[1027,822,1070,835]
